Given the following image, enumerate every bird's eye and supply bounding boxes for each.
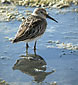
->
[40,11,43,13]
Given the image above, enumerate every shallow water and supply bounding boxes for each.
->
[0,5,78,85]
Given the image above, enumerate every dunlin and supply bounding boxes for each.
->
[12,8,58,50]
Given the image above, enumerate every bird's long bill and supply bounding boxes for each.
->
[46,14,58,23]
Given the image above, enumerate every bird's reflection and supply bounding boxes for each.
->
[12,49,55,83]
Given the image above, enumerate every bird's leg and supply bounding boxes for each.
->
[26,43,29,48]
[34,41,37,51]
[34,48,36,56]
[26,43,29,55]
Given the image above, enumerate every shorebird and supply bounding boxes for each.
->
[12,8,58,50]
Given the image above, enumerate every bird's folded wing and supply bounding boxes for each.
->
[14,16,47,41]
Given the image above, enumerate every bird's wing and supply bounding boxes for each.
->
[15,16,32,38]
[14,16,47,42]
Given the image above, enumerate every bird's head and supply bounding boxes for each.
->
[32,8,58,23]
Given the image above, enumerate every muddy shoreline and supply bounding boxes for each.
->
[0,0,78,8]
[0,0,78,22]
[0,1,78,85]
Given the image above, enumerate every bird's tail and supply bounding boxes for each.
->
[12,38,18,43]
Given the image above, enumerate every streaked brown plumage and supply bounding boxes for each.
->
[12,8,58,50]
[13,15,47,43]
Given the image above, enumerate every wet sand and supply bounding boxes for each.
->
[0,5,78,85]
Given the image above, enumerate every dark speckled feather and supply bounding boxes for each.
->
[13,15,47,43]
